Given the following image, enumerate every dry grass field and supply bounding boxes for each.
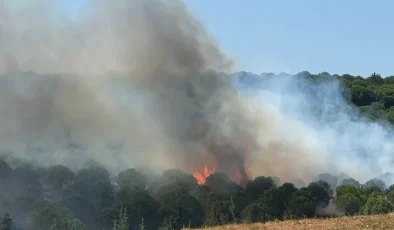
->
[185,213,394,230]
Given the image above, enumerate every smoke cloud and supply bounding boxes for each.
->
[237,72,394,185]
[0,0,243,177]
[0,0,393,186]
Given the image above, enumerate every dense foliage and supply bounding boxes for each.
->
[299,71,394,122]
[239,71,394,122]
[0,159,393,230]
[1,71,394,230]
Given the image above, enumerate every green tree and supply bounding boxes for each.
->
[363,186,384,197]
[64,218,85,230]
[286,188,315,219]
[259,187,288,219]
[156,183,203,228]
[307,180,333,207]
[241,202,271,223]
[50,218,60,230]
[74,165,111,190]
[46,165,75,190]
[199,191,219,226]
[72,165,115,212]
[363,195,393,215]
[161,169,198,191]
[386,189,394,204]
[158,207,181,230]
[56,194,98,229]
[231,188,251,222]
[380,96,394,109]
[366,73,384,85]
[0,213,12,230]
[245,176,277,200]
[335,185,365,215]
[350,85,376,106]
[113,207,129,230]
[364,179,386,192]
[341,178,361,188]
[23,204,58,230]
[0,160,12,181]
[117,168,146,190]
[278,183,298,210]
[159,215,180,230]
[119,188,161,230]
[205,173,240,197]
[388,106,394,123]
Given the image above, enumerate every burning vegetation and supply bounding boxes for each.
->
[193,165,215,185]
[190,144,252,186]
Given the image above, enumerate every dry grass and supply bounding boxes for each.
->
[185,213,394,230]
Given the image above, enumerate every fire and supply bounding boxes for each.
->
[191,143,252,185]
[193,165,215,185]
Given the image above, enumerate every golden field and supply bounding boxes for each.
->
[185,213,394,230]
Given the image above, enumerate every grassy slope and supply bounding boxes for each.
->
[185,213,394,230]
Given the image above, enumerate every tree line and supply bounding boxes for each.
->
[0,159,394,230]
[239,71,394,123]
[298,71,394,122]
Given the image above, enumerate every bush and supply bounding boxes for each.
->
[363,195,393,215]
[241,202,272,223]
[336,185,365,215]
[286,188,315,219]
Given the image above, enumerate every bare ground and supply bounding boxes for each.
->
[185,213,394,230]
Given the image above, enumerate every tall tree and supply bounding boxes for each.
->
[0,213,12,230]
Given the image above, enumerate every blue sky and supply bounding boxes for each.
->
[67,0,394,77]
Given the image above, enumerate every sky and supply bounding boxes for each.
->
[65,0,394,77]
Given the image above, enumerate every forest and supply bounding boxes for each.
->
[1,71,394,230]
[301,71,394,122]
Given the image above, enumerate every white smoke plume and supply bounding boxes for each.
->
[237,72,394,185]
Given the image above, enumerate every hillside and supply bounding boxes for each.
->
[186,213,394,230]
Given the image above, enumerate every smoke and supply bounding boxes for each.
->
[316,199,345,217]
[237,72,394,185]
[0,0,244,177]
[0,0,393,187]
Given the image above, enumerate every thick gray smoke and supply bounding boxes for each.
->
[0,0,393,186]
[0,0,251,181]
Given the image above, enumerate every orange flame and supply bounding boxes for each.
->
[193,165,215,185]
[191,143,252,185]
